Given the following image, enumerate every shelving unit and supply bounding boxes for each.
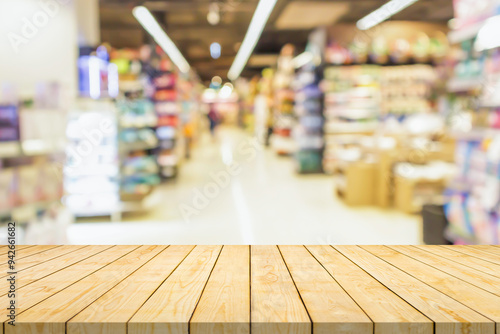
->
[0,85,71,244]
[272,46,296,156]
[63,98,120,220]
[152,57,183,179]
[443,6,500,244]
[322,65,380,174]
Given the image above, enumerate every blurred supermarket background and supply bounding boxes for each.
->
[1,0,499,245]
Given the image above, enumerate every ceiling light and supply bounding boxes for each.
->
[207,3,220,25]
[293,51,313,68]
[211,76,222,86]
[356,0,419,31]
[219,85,233,98]
[475,15,500,52]
[210,42,221,59]
[227,0,278,80]
[133,6,190,73]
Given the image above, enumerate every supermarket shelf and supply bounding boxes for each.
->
[8,245,500,333]
[0,200,59,222]
[447,77,483,92]
[444,226,484,245]
[451,127,500,140]
[0,141,63,159]
[119,142,158,152]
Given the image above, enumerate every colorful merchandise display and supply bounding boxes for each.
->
[444,0,500,243]
[272,44,296,155]
[0,84,69,244]
[153,54,183,179]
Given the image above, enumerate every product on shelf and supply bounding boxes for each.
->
[0,83,70,243]
[64,99,120,217]
[322,65,381,174]
[271,44,296,155]
[442,1,500,244]
[292,29,326,174]
[445,136,500,244]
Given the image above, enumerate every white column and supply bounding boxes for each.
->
[75,0,100,47]
[0,0,79,99]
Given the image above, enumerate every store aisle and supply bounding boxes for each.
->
[69,126,422,244]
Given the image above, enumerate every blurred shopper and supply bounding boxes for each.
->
[265,104,274,146]
[207,104,219,137]
[183,121,194,159]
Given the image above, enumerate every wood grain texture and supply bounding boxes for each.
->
[471,245,500,256]
[422,245,500,277]
[279,245,372,334]
[1,245,500,334]
[128,245,222,334]
[391,245,500,296]
[67,245,194,334]
[8,246,164,334]
[0,245,86,279]
[251,246,311,334]
[190,245,250,334]
[449,245,500,265]
[0,245,112,296]
[0,245,59,276]
[307,245,433,334]
[363,245,500,333]
[1,246,138,331]
[0,245,33,256]
[335,245,494,334]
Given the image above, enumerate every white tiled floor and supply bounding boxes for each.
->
[68,126,422,245]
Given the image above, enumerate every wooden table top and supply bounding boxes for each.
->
[1,245,500,334]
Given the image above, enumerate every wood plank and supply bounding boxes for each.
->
[1,245,60,267]
[0,245,34,257]
[251,245,311,334]
[471,245,500,256]
[279,245,372,334]
[0,245,112,296]
[307,245,433,334]
[391,245,500,297]
[0,246,138,328]
[363,245,500,333]
[8,245,165,334]
[128,245,222,334]
[190,245,250,334]
[67,245,194,334]
[335,246,494,334]
[0,245,86,279]
[419,246,500,277]
[448,246,500,265]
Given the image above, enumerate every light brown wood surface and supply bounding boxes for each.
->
[191,245,250,334]
[251,245,310,334]
[335,245,494,334]
[0,245,499,334]
[128,245,222,334]
[279,245,372,334]
[362,245,500,333]
[307,245,433,334]
[449,245,500,265]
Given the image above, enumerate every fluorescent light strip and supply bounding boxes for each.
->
[356,0,419,30]
[133,6,190,73]
[293,51,313,69]
[89,56,101,100]
[227,0,277,80]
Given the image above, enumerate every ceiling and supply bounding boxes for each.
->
[99,0,454,82]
